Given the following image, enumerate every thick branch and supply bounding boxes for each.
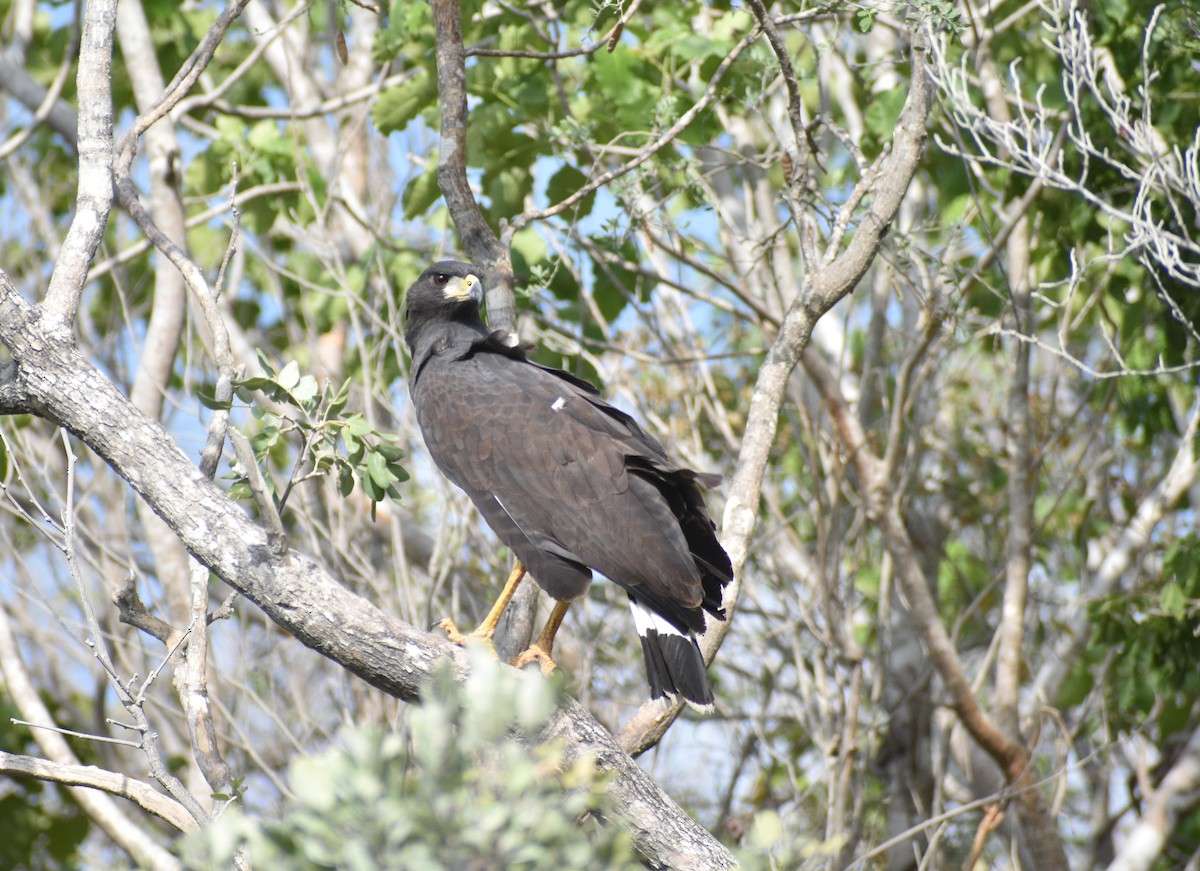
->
[996,221,1035,739]
[0,275,734,871]
[0,750,197,834]
[42,0,118,326]
[429,0,510,309]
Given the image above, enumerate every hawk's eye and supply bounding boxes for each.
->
[433,273,449,286]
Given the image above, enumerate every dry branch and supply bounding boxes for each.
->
[0,750,198,834]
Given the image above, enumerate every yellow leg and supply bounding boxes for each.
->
[511,600,570,677]
[440,561,527,649]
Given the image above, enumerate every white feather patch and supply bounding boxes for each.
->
[551,396,567,412]
[629,599,687,638]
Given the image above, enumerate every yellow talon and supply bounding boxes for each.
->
[438,617,499,658]
[511,644,559,677]
[510,599,571,679]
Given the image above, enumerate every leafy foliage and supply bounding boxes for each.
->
[219,352,409,513]
[1090,535,1200,735]
[180,651,639,870]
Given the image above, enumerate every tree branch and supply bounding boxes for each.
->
[996,218,1035,740]
[0,750,198,834]
[41,0,117,326]
[429,0,509,293]
[429,0,532,658]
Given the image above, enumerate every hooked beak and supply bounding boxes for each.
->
[443,273,482,304]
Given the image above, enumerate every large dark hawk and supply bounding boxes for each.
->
[404,261,733,708]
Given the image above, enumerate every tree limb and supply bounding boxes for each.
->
[429,0,531,659]
[429,0,509,283]
[42,0,117,326]
[0,750,198,835]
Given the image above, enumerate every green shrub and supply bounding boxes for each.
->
[180,649,639,870]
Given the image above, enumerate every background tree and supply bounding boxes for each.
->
[1,0,1198,869]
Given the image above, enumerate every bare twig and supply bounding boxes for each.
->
[59,432,211,827]
[114,575,177,644]
[0,600,183,871]
[13,718,141,750]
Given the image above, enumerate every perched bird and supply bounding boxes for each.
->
[404,260,732,708]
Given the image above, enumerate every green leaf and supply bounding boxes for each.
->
[402,157,441,219]
[337,463,355,497]
[373,444,406,463]
[196,389,233,411]
[248,120,290,156]
[545,165,595,218]
[346,414,373,438]
[592,47,646,108]
[292,375,319,405]
[366,450,400,488]
[864,86,907,141]
[0,435,9,482]
[373,71,437,135]
[362,474,385,503]
[255,349,277,377]
[483,165,533,222]
[277,361,301,392]
[1160,581,1186,618]
[1055,665,1094,708]
[236,376,278,394]
[327,380,352,418]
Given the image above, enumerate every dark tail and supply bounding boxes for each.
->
[628,595,714,711]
